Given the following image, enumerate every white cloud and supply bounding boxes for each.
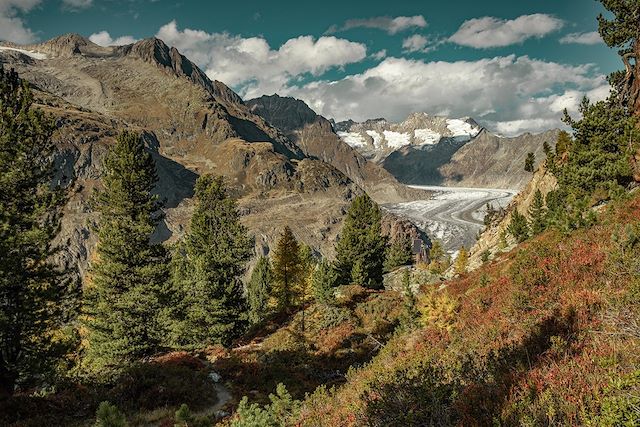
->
[61,0,92,10]
[156,20,367,98]
[327,15,427,35]
[402,34,432,53]
[278,55,607,136]
[450,14,564,48]
[0,0,41,44]
[89,30,137,46]
[559,31,603,45]
[372,49,387,60]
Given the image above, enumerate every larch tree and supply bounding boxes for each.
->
[334,194,387,289]
[82,130,169,373]
[453,246,468,275]
[0,67,70,395]
[169,175,252,348]
[272,226,302,312]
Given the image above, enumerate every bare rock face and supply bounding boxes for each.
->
[246,94,424,203]
[439,129,559,190]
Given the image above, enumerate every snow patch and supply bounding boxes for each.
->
[383,130,411,149]
[0,46,48,60]
[365,130,383,149]
[446,119,480,138]
[414,128,441,145]
[337,131,368,149]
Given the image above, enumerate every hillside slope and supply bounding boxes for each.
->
[295,191,640,426]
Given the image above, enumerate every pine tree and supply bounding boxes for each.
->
[507,210,530,243]
[247,257,272,325]
[312,259,338,305]
[524,152,535,172]
[384,235,413,272]
[169,175,252,348]
[335,194,387,289]
[528,189,548,236]
[272,226,302,312]
[0,67,69,395]
[83,131,169,373]
[454,246,468,275]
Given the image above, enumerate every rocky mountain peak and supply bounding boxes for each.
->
[37,33,103,57]
[247,94,319,133]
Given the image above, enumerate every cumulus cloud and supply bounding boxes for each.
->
[450,14,564,48]
[61,0,92,10]
[402,34,432,53]
[156,20,367,98]
[326,15,427,35]
[89,30,137,46]
[278,55,607,136]
[559,31,603,45]
[0,0,41,44]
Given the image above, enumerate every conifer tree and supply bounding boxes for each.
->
[335,194,387,289]
[83,131,169,372]
[428,240,448,274]
[272,226,302,312]
[312,259,338,305]
[0,67,69,395]
[169,175,252,348]
[524,152,535,172]
[384,235,413,272]
[454,246,468,275]
[528,189,548,236]
[507,210,530,243]
[247,256,272,325]
[297,244,315,307]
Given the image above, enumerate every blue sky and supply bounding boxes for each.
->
[0,0,622,135]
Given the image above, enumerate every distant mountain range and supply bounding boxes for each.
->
[335,114,558,190]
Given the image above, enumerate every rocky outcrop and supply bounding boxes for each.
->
[468,163,558,270]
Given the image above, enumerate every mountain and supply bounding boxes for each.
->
[0,35,417,279]
[336,114,556,190]
[246,94,423,203]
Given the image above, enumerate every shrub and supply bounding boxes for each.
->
[94,401,127,427]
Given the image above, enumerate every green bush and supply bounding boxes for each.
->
[94,401,127,427]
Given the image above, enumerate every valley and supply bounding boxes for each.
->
[383,185,515,253]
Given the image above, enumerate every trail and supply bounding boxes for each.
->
[383,185,516,253]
